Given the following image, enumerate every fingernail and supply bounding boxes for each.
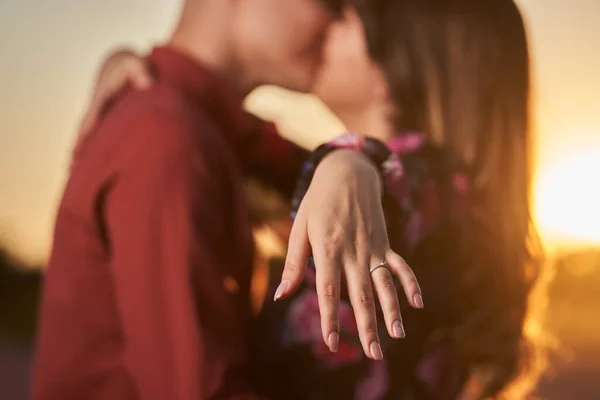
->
[392,321,405,339]
[273,280,289,301]
[413,293,424,309]
[328,332,339,353]
[370,341,383,360]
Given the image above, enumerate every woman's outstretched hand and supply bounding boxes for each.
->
[277,149,423,360]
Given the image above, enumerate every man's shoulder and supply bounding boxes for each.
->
[113,84,215,135]
[98,83,224,161]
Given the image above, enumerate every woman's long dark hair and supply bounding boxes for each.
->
[352,0,549,397]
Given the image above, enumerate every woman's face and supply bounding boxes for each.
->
[311,7,388,115]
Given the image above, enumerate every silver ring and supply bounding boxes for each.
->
[369,259,389,274]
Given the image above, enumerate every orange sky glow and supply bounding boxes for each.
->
[0,0,598,263]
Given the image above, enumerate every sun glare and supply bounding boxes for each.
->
[534,148,600,249]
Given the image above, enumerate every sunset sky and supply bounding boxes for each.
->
[0,0,599,263]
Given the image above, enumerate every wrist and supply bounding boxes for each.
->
[291,133,402,218]
[315,150,382,195]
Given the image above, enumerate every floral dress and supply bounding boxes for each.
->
[253,133,471,400]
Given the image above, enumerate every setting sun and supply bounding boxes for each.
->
[534,144,600,249]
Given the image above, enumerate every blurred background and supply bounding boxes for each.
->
[0,0,598,398]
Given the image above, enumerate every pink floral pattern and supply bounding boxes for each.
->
[328,132,367,150]
[355,360,389,400]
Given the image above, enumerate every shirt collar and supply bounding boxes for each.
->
[148,45,258,143]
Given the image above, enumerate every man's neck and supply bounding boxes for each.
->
[169,1,258,97]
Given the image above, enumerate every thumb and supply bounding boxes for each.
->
[274,215,310,301]
[73,104,101,165]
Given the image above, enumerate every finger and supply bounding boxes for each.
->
[71,131,87,158]
[78,107,99,136]
[125,59,153,90]
[345,263,382,360]
[274,214,310,301]
[75,104,100,164]
[80,80,112,136]
[370,259,405,339]
[311,242,342,353]
[386,251,423,309]
[70,137,85,171]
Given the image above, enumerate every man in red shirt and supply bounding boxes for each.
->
[32,1,420,399]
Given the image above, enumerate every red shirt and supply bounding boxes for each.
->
[32,46,306,400]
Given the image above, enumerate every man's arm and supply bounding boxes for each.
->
[105,110,266,400]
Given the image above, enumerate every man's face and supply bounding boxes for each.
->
[233,0,344,92]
